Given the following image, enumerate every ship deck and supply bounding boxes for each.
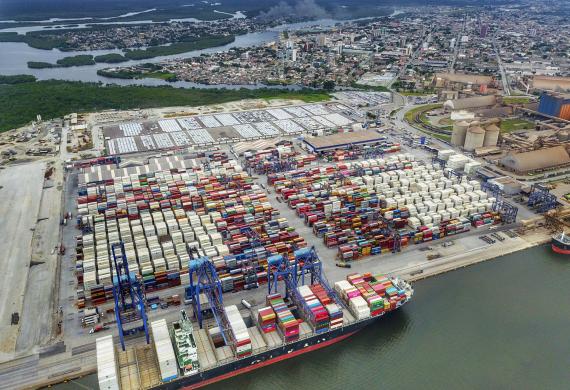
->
[118,304,359,389]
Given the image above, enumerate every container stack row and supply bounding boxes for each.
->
[267,293,300,343]
[296,285,330,334]
[75,154,307,306]
[267,155,499,261]
[257,307,277,333]
[151,319,179,383]
[224,305,252,359]
[243,145,317,174]
[96,335,120,390]
[335,273,409,320]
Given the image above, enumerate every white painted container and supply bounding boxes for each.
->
[150,320,178,383]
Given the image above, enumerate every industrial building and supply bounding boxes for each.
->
[537,92,570,121]
[531,76,570,93]
[443,95,497,112]
[302,130,388,153]
[433,73,493,90]
[500,146,570,173]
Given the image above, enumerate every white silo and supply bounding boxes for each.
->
[483,124,500,147]
[464,126,486,151]
[451,121,470,146]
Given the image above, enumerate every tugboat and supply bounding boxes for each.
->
[551,231,570,254]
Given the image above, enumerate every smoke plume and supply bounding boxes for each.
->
[256,0,328,22]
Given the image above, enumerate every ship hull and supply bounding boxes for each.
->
[551,239,570,254]
[153,312,390,390]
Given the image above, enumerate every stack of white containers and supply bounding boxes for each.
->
[224,305,252,357]
[96,335,120,390]
[349,296,371,320]
[151,319,179,382]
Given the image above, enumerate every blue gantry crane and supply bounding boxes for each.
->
[185,257,233,345]
[110,242,149,351]
[527,184,558,213]
[267,247,347,310]
[431,155,447,169]
[481,181,519,224]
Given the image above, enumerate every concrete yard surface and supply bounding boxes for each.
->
[16,162,64,353]
[0,162,46,360]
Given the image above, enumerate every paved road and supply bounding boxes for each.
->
[449,17,466,74]
[493,35,511,96]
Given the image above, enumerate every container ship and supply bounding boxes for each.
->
[551,232,570,254]
[96,272,413,390]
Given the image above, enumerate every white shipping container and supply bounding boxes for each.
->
[96,335,120,390]
[151,319,178,382]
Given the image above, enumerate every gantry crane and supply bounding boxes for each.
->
[110,242,149,351]
[268,247,347,310]
[185,257,232,346]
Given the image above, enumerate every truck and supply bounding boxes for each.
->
[89,324,109,334]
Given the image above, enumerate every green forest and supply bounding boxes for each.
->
[0,78,330,132]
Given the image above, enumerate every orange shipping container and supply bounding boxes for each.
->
[560,104,570,120]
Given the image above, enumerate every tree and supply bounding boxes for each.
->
[323,80,335,91]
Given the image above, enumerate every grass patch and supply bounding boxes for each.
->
[0,80,330,132]
[500,118,535,133]
[429,132,451,142]
[503,96,533,104]
[350,83,390,92]
[403,104,442,124]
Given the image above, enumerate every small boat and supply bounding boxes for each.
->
[551,231,570,254]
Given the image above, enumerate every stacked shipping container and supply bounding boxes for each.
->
[151,319,179,383]
[224,305,252,358]
[335,273,408,320]
[267,155,498,261]
[76,156,307,306]
[257,307,277,333]
[267,293,299,342]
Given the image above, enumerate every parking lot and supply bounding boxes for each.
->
[103,103,359,155]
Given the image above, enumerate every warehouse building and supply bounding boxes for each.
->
[500,146,570,173]
[433,73,493,89]
[532,76,570,92]
[444,95,497,112]
[302,131,387,153]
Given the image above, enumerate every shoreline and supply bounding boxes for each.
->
[2,227,552,389]
[392,229,550,282]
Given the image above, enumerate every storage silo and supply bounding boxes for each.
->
[464,126,486,151]
[451,121,470,146]
[483,124,500,146]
